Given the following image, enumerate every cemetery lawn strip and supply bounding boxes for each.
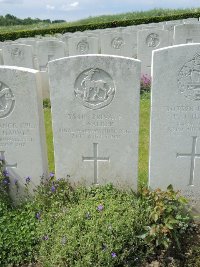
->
[138,93,150,186]
[44,108,55,172]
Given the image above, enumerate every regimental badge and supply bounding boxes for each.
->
[111,37,125,49]
[77,40,89,54]
[74,68,115,110]
[146,33,160,48]
[178,53,200,101]
[0,82,15,118]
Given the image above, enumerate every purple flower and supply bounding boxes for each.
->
[36,212,41,220]
[2,177,10,185]
[25,176,31,184]
[97,204,104,212]
[49,172,54,178]
[111,252,117,258]
[3,170,9,177]
[51,185,56,192]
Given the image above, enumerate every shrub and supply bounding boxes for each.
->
[0,175,193,266]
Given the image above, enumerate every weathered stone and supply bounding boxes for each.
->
[48,55,140,189]
[0,66,48,198]
[149,44,200,214]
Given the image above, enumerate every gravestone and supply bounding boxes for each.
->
[36,40,66,71]
[0,49,3,65]
[149,44,200,214]
[68,36,99,56]
[163,23,182,45]
[183,18,199,24]
[0,66,48,198]
[137,29,169,75]
[48,55,140,189]
[122,27,138,58]
[174,24,200,44]
[100,32,134,57]
[2,44,36,69]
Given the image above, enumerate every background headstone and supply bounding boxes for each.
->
[174,24,200,44]
[100,32,134,57]
[49,55,140,189]
[2,44,36,69]
[149,44,200,214]
[68,36,99,56]
[137,29,169,76]
[36,40,66,71]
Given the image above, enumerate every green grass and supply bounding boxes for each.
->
[44,108,54,172]
[0,7,200,34]
[43,93,151,185]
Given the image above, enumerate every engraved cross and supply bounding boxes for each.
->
[176,136,200,186]
[0,151,17,173]
[82,143,110,184]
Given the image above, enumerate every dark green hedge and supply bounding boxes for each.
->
[0,11,200,41]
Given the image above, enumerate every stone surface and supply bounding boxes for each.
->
[48,55,140,189]
[137,29,169,75]
[149,44,200,214]
[2,44,36,69]
[68,36,99,55]
[36,40,66,71]
[174,24,200,44]
[100,32,134,57]
[0,66,48,198]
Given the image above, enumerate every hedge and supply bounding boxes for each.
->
[0,11,200,41]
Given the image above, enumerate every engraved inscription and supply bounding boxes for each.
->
[74,68,115,110]
[82,143,109,184]
[11,47,24,58]
[111,37,125,49]
[178,53,200,101]
[0,151,17,172]
[77,40,89,53]
[0,122,35,147]
[0,82,15,119]
[176,136,200,186]
[146,33,160,47]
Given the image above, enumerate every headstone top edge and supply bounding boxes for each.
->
[0,66,39,74]
[48,54,141,66]
[152,43,200,56]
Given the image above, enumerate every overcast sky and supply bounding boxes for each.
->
[0,0,200,21]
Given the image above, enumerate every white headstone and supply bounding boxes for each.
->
[137,29,169,76]
[36,40,66,71]
[149,44,200,214]
[48,55,140,189]
[2,44,36,69]
[183,18,199,24]
[174,24,200,44]
[0,66,48,198]
[122,28,138,58]
[68,36,99,55]
[100,32,134,57]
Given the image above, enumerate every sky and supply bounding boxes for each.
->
[0,0,200,22]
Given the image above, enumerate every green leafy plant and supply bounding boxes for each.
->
[138,185,191,249]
